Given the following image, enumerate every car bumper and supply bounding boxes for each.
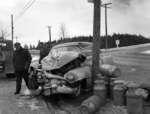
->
[42,85,77,96]
[0,62,5,72]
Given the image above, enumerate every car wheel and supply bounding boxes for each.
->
[28,71,39,90]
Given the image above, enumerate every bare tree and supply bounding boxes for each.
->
[0,23,9,39]
[0,29,9,39]
[59,23,68,39]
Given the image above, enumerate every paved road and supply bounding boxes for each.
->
[107,43,150,84]
[112,50,150,68]
[0,78,50,114]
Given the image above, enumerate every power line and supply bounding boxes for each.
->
[14,0,37,23]
[5,0,37,38]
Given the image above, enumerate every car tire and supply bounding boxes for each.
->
[28,72,39,90]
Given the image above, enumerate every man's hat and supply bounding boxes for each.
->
[14,42,21,46]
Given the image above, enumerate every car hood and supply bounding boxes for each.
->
[30,55,40,69]
[41,51,80,70]
[30,48,115,71]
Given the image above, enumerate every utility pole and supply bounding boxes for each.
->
[47,26,51,48]
[101,3,112,49]
[47,26,51,43]
[88,0,101,86]
[11,14,14,49]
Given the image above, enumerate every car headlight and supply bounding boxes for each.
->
[59,80,66,85]
[38,75,42,79]
[66,74,76,82]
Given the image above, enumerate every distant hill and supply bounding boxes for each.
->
[35,33,150,59]
[36,33,150,50]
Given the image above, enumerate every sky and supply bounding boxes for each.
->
[0,0,150,46]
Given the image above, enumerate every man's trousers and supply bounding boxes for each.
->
[15,70,29,93]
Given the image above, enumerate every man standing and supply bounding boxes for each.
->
[39,42,49,63]
[13,42,32,95]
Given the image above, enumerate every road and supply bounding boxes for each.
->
[0,44,150,114]
[0,78,50,114]
[107,43,150,84]
[0,77,91,114]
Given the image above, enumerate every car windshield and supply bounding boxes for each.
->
[50,46,80,58]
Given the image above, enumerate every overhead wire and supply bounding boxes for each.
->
[14,0,37,23]
[5,0,37,37]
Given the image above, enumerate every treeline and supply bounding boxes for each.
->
[36,33,150,50]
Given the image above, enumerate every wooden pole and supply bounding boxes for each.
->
[11,14,14,49]
[47,26,51,48]
[47,26,51,43]
[92,0,101,86]
[105,4,108,49]
[101,3,112,49]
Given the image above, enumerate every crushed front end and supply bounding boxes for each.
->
[28,53,87,96]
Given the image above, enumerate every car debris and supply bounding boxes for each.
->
[28,42,121,97]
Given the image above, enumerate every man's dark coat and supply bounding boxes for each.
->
[13,48,32,71]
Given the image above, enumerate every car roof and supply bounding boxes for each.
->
[53,42,92,49]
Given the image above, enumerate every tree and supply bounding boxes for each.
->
[29,45,33,49]
[0,23,9,39]
[59,23,68,39]
[32,45,36,49]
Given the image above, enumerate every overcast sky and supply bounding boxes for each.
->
[0,0,150,46]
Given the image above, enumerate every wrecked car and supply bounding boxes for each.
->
[28,42,121,97]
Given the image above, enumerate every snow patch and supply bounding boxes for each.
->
[141,50,150,54]
[130,68,136,72]
[23,89,31,95]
